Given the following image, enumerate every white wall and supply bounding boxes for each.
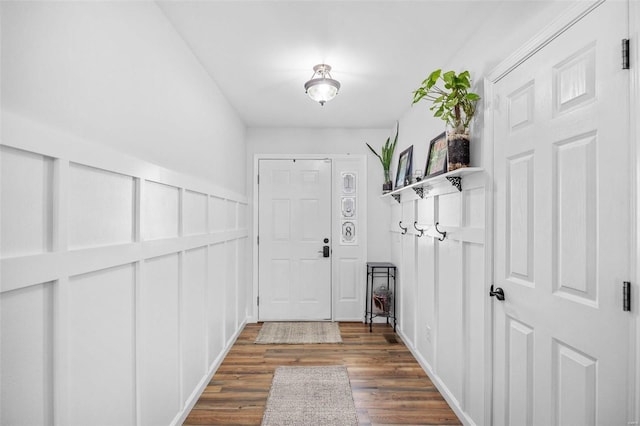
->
[1,2,248,425]
[1,0,246,194]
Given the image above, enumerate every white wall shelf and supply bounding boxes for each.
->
[381,167,484,203]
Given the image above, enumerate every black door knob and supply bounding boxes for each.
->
[489,285,505,301]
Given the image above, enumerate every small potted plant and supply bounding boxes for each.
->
[366,122,398,193]
[412,69,480,170]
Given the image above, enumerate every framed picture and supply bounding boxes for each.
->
[424,132,448,178]
[394,145,413,189]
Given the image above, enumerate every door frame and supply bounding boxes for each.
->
[251,154,368,323]
[631,0,640,422]
[483,0,638,424]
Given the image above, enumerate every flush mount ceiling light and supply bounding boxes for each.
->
[304,64,341,106]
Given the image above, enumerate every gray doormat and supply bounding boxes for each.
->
[261,366,358,426]
[255,322,342,344]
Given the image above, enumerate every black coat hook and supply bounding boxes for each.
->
[434,222,446,241]
[413,221,425,237]
[399,221,408,235]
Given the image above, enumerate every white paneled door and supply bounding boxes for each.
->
[258,159,332,320]
[492,2,631,425]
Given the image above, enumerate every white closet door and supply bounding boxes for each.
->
[492,2,632,425]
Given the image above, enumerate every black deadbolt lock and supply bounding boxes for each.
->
[324,238,329,243]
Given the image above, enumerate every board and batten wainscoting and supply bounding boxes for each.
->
[388,170,489,425]
[1,112,249,426]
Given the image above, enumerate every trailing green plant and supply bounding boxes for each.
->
[366,121,398,184]
[412,69,480,133]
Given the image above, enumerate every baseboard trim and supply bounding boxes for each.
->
[172,318,248,426]
[397,329,476,426]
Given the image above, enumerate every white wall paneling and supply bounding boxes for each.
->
[400,201,416,345]
[464,241,486,422]
[142,180,180,241]
[209,196,227,234]
[392,171,487,425]
[436,238,464,405]
[0,112,249,426]
[1,282,54,426]
[139,254,181,426]
[183,190,208,236]
[225,240,238,344]
[181,247,208,404]
[226,200,238,231]
[207,243,226,364]
[414,196,435,366]
[68,163,135,250]
[67,264,136,426]
[0,145,53,258]
[236,237,248,327]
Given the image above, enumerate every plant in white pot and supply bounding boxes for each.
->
[366,122,398,193]
[412,69,480,170]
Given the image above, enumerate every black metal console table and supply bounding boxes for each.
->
[365,262,397,332]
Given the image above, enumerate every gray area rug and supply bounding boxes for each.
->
[261,366,358,426]
[255,322,342,344]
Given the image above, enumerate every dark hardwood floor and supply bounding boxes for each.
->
[183,322,462,425]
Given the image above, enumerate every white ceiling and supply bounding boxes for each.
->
[157,1,572,129]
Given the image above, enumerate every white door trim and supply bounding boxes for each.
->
[630,0,640,423]
[483,0,637,424]
[250,153,368,324]
[488,0,606,83]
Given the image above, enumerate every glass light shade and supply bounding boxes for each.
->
[304,64,340,106]
[305,78,340,105]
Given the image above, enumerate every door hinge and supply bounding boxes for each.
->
[623,281,631,311]
[622,39,630,70]
[257,235,259,245]
[257,296,260,306]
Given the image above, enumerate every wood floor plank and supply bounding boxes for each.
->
[183,322,461,426]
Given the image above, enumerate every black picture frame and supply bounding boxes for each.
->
[394,145,413,189]
[424,132,448,179]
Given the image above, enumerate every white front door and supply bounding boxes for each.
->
[258,159,332,321]
[492,2,632,425]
